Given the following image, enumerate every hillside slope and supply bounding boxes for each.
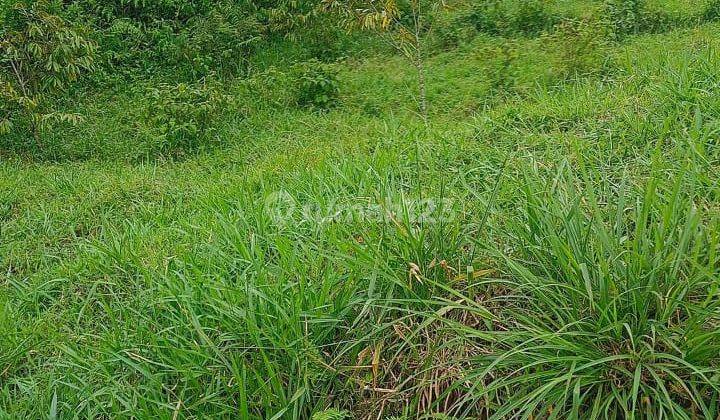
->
[2,4,720,418]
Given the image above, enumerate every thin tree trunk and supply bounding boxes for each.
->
[416,56,428,123]
[413,2,428,123]
[31,118,43,150]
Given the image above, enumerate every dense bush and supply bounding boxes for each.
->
[704,0,720,21]
[430,9,479,49]
[605,0,678,38]
[295,59,340,110]
[606,0,645,35]
[143,79,233,156]
[49,0,326,81]
[0,0,96,144]
[546,17,611,76]
[467,0,557,37]
[73,0,215,25]
[179,5,264,78]
[0,0,349,155]
[74,1,265,80]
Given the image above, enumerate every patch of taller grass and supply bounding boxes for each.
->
[416,160,720,417]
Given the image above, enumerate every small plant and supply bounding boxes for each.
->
[144,79,232,156]
[606,0,645,37]
[489,40,520,93]
[324,0,447,120]
[295,59,340,110]
[0,0,96,145]
[546,17,611,77]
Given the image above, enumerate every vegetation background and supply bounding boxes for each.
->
[2,0,720,418]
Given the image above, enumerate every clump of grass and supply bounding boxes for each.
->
[438,162,720,417]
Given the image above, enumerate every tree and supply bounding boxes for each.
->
[324,0,445,121]
[0,1,96,145]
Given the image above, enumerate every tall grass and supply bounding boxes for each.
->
[403,161,720,418]
[3,2,720,419]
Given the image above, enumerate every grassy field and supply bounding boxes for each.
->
[3,1,720,418]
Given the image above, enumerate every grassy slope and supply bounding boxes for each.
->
[2,9,720,419]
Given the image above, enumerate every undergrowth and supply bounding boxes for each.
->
[2,1,720,419]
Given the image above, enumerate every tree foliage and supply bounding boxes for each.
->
[0,0,96,141]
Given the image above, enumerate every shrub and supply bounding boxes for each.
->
[295,59,340,110]
[703,0,720,22]
[143,79,233,156]
[73,0,215,26]
[259,0,323,33]
[467,0,557,37]
[174,5,264,79]
[514,0,554,34]
[0,0,96,145]
[430,9,479,49]
[85,3,264,80]
[74,0,327,80]
[605,0,675,37]
[606,0,645,36]
[483,39,521,94]
[546,17,611,77]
